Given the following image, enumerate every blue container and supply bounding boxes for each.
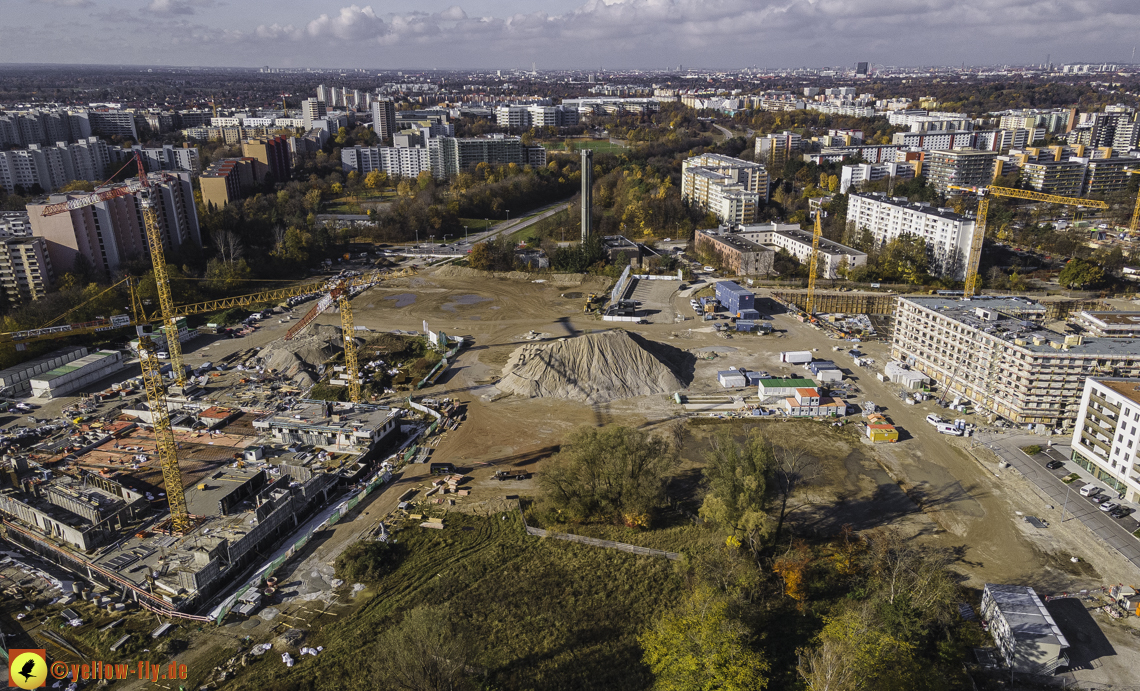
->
[715,281,755,315]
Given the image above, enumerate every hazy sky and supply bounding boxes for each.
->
[3,0,1140,69]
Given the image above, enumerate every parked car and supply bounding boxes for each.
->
[1100,502,1120,513]
[1110,506,1135,519]
[1079,484,1101,497]
[1045,460,1065,470]
[1091,494,1108,504]
[156,351,169,360]
[926,414,944,426]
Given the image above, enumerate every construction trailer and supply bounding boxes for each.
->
[715,281,755,316]
[867,423,899,443]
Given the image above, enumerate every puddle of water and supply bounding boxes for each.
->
[383,293,417,308]
[442,294,493,311]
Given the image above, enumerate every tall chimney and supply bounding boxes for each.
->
[580,148,593,243]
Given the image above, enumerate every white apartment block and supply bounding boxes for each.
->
[887,110,972,130]
[0,140,197,194]
[0,212,30,236]
[839,162,917,193]
[847,193,976,278]
[892,296,1140,428]
[736,222,867,278]
[341,145,431,179]
[682,154,768,225]
[1071,378,1140,502]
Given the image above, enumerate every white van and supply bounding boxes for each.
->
[936,423,962,436]
[1079,484,1101,497]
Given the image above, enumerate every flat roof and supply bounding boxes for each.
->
[1075,311,1140,326]
[697,229,770,254]
[757,378,816,387]
[850,193,973,223]
[901,296,1140,356]
[984,584,1068,648]
[795,387,819,396]
[1094,378,1140,407]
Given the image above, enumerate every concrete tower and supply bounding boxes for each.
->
[580,148,593,242]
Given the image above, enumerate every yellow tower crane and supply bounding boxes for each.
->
[41,154,190,389]
[1126,170,1140,234]
[136,331,192,533]
[948,185,1108,298]
[805,209,823,317]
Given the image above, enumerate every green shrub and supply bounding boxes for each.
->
[335,540,403,582]
[1021,445,1042,456]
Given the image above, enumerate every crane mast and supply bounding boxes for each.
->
[949,185,1108,298]
[136,332,191,533]
[805,210,822,317]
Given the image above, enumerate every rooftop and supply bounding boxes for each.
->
[1075,311,1140,327]
[1094,378,1140,407]
[985,583,1068,648]
[903,296,1140,356]
[697,229,770,254]
[849,193,974,223]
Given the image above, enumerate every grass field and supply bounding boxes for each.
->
[225,511,682,691]
[541,139,629,154]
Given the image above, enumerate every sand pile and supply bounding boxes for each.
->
[259,324,355,387]
[497,330,691,403]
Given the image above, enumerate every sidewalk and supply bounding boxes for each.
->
[975,432,1140,573]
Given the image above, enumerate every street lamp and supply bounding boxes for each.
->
[506,210,510,223]
[414,228,419,245]
[485,218,489,234]
[443,234,451,244]
[464,226,468,243]
[1060,478,1074,523]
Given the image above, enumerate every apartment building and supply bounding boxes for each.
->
[847,193,976,278]
[87,111,139,139]
[1072,311,1140,338]
[0,140,198,194]
[1083,157,1137,196]
[27,171,201,276]
[370,98,397,142]
[681,154,768,225]
[1071,377,1140,501]
[426,136,546,178]
[241,135,291,182]
[1019,160,1088,197]
[736,223,867,278]
[694,229,773,276]
[0,212,30,236]
[892,296,1140,427]
[0,236,53,304]
[301,99,327,130]
[839,161,918,193]
[341,145,431,179]
[755,131,801,167]
[199,158,267,209]
[924,149,998,193]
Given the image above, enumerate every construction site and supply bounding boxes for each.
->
[0,172,1138,688]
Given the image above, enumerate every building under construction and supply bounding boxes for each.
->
[0,399,402,616]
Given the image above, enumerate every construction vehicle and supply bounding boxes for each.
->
[583,292,604,312]
[948,185,1108,298]
[805,210,823,318]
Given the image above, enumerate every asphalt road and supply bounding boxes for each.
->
[978,433,1140,571]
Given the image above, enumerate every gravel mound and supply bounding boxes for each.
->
[498,330,692,403]
[258,324,355,387]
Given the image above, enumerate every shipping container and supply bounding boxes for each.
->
[715,281,756,316]
[780,351,813,364]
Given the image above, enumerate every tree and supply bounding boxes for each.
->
[699,429,773,555]
[640,586,770,691]
[57,179,95,193]
[539,425,677,524]
[364,170,388,190]
[1057,257,1104,288]
[369,605,475,691]
[827,175,839,193]
[769,440,821,546]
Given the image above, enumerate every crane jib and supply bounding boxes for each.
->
[40,182,146,216]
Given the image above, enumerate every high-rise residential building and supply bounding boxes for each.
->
[1018,160,1088,197]
[681,154,768,225]
[0,212,30,236]
[316,85,330,105]
[132,144,200,176]
[755,131,801,168]
[301,99,327,130]
[371,99,397,142]
[855,61,869,75]
[426,136,545,178]
[241,135,291,182]
[1071,377,1140,502]
[341,145,431,179]
[892,296,1140,428]
[839,162,918,193]
[1082,157,1137,196]
[0,140,198,194]
[27,172,200,276]
[200,158,267,209]
[924,148,998,193]
[86,110,139,140]
[0,236,53,304]
[847,193,976,278]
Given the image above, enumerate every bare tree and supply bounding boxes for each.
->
[798,637,857,691]
[769,439,822,546]
[211,229,244,266]
[271,225,286,257]
[370,605,475,691]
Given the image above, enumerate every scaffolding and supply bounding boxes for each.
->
[773,290,898,316]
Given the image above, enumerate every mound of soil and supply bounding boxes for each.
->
[259,324,356,387]
[497,330,693,403]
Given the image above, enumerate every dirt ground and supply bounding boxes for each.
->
[11,267,1140,688]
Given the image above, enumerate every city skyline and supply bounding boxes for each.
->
[3,0,1139,70]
